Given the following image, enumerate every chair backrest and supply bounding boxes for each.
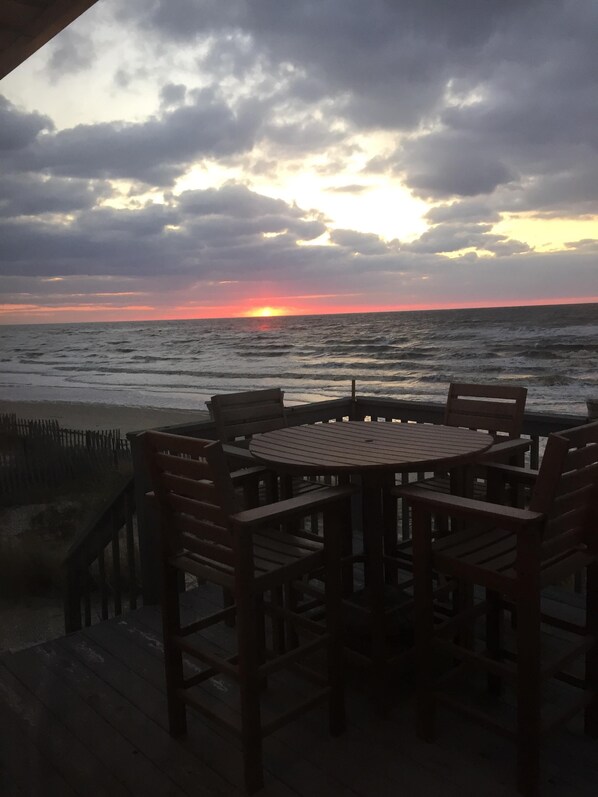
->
[444,383,527,440]
[144,431,241,579]
[210,388,287,443]
[529,421,598,558]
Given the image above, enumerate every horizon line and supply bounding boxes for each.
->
[1,296,597,327]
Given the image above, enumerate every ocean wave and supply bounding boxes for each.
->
[519,349,559,359]
[535,374,576,386]
[2,302,596,416]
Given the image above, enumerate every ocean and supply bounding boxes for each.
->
[0,303,596,417]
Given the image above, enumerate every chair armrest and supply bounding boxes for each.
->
[399,484,544,531]
[230,485,356,528]
[476,437,530,464]
[485,462,539,484]
[230,466,271,486]
[222,443,273,482]
[222,442,255,465]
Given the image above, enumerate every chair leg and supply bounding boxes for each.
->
[161,562,187,736]
[282,582,299,651]
[271,585,287,653]
[222,587,236,627]
[323,506,346,736]
[383,475,398,586]
[339,475,354,596]
[412,505,436,741]
[584,560,598,737]
[237,591,264,793]
[516,588,541,796]
[486,589,503,696]
[453,581,474,651]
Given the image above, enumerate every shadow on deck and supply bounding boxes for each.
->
[1,585,597,797]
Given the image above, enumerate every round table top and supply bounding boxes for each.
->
[249,421,494,474]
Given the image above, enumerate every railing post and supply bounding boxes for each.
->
[129,431,161,605]
[64,558,82,633]
[350,380,357,420]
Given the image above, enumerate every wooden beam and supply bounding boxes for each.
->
[0,0,100,80]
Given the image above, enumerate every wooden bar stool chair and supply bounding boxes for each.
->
[143,430,353,793]
[388,383,529,595]
[210,388,326,505]
[401,420,598,796]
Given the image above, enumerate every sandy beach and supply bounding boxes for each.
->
[0,399,209,434]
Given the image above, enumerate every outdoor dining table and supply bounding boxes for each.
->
[249,420,494,707]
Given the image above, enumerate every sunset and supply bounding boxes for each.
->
[1,0,597,324]
[1,6,598,792]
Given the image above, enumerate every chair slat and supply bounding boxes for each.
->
[161,472,219,504]
[155,451,213,481]
[166,492,229,527]
[176,532,235,566]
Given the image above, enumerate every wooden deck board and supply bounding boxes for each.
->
[1,588,597,796]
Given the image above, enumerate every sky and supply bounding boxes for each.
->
[1,0,597,324]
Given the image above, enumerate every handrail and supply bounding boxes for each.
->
[64,393,585,631]
[63,474,137,633]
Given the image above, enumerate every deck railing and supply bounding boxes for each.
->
[63,475,137,632]
[63,394,587,631]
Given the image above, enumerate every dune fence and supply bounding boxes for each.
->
[0,414,130,505]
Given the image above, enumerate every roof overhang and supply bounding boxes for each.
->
[0,0,100,80]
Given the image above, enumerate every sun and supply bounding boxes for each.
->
[246,306,285,318]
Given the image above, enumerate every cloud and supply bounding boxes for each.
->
[0,184,331,279]
[46,29,96,76]
[0,97,53,151]
[327,184,370,194]
[425,200,501,225]
[329,229,388,255]
[3,88,262,186]
[110,0,598,212]
[1,0,596,321]
[0,174,111,217]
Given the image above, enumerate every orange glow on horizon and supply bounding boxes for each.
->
[1,296,596,325]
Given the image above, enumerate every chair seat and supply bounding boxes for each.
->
[172,526,325,590]
[432,526,592,597]
[416,474,488,500]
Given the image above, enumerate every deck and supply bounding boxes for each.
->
[1,585,597,797]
